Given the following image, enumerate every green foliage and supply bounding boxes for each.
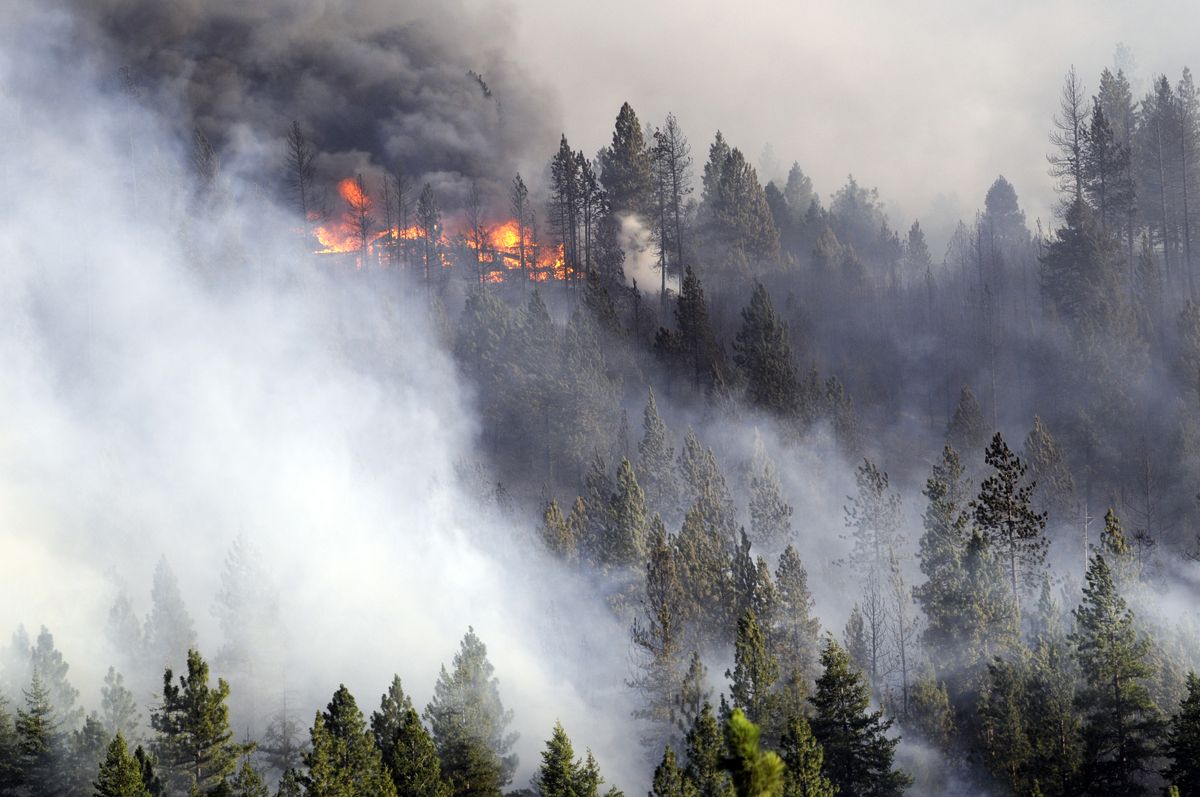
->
[732,284,798,417]
[599,102,653,214]
[150,649,241,794]
[978,656,1033,792]
[843,459,902,577]
[683,703,734,797]
[1023,416,1076,521]
[1071,553,1163,794]
[779,716,835,797]
[536,722,615,797]
[946,385,987,457]
[809,639,909,797]
[1166,672,1200,795]
[604,458,649,569]
[539,500,578,562]
[973,432,1047,620]
[425,628,517,796]
[746,435,792,551]
[651,746,696,797]
[101,667,140,741]
[93,734,152,797]
[638,389,680,519]
[725,611,779,729]
[721,709,783,797]
[772,545,821,685]
[302,686,397,797]
[631,517,687,747]
[372,677,448,797]
[143,558,197,673]
[16,672,62,796]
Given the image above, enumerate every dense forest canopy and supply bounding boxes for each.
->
[3,1,1200,796]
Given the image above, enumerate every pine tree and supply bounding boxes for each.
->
[672,505,732,652]
[809,639,909,797]
[150,649,240,794]
[843,459,903,577]
[1099,508,1140,589]
[746,435,792,551]
[669,267,723,390]
[63,714,108,797]
[712,149,780,262]
[638,389,680,518]
[978,657,1033,792]
[946,385,988,457]
[303,686,397,797]
[914,445,971,674]
[539,500,577,562]
[721,709,784,797]
[631,517,687,747]
[535,723,613,797]
[651,746,695,797]
[1083,98,1135,233]
[1023,416,1076,521]
[425,629,517,796]
[677,429,736,547]
[93,734,152,797]
[16,673,61,796]
[28,627,80,730]
[1071,553,1162,794]
[599,102,653,214]
[772,545,821,685]
[143,558,197,673]
[1025,581,1081,797]
[779,716,835,797]
[604,458,649,569]
[725,611,779,729]
[275,770,302,797]
[732,284,798,417]
[973,432,1047,621]
[683,703,734,797]
[1166,672,1200,795]
[0,696,21,793]
[372,677,448,797]
[101,667,140,740]
[227,756,269,797]
[904,676,955,750]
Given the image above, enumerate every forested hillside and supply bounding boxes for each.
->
[4,1,1200,795]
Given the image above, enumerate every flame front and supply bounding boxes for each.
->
[310,177,573,282]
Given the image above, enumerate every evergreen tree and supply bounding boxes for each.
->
[631,517,687,747]
[732,284,798,417]
[904,676,955,750]
[16,673,61,796]
[651,746,695,797]
[143,558,197,673]
[93,734,152,797]
[260,699,306,779]
[978,657,1033,792]
[668,267,723,390]
[425,629,518,796]
[843,459,903,577]
[29,627,81,729]
[1025,581,1082,797]
[973,432,1047,621]
[683,703,734,797]
[725,611,779,729]
[599,102,653,214]
[639,389,680,518]
[1166,672,1200,795]
[673,505,733,652]
[0,696,21,793]
[101,667,140,740]
[914,445,971,673]
[150,649,240,794]
[535,723,613,797]
[226,757,269,797]
[779,716,835,797]
[539,500,578,562]
[302,686,396,797]
[372,677,448,797]
[1099,508,1140,589]
[946,385,988,457]
[274,770,302,797]
[1083,98,1135,233]
[809,639,909,797]
[1071,553,1162,794]
[721,709,784,797]
[712,149,780,262]
[677,430,736,547]
[746,435,792,551]
[1023,416,1076,521]
[63,714,108,797]
[772,545,821,685]
[604,458,649,569]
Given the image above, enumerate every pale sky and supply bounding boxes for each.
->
[487,0,1200,248]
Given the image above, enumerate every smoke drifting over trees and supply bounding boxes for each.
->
[3,1,1200,796]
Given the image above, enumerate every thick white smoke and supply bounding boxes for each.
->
[0,3,638,789]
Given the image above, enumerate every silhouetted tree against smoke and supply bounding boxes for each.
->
[599,103,654,217]
[284,121,318,232]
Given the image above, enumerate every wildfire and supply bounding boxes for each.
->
[309,177,572,283]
